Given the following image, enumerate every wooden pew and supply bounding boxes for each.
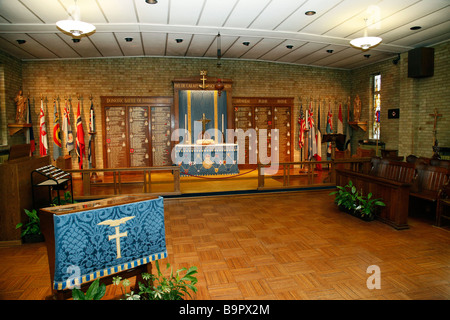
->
[336,168,411,230]
[377,159,416,184]
[410,163,449,210]
[436,181,450,227]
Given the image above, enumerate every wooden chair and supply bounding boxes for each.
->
[436,181,450,227]
[411,164,449,203]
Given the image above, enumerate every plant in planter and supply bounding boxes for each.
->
[354,191,386,220]
[330,180,385,221]
[72,278,106,300]
[51,191,76,206]
[112,260,198,300]
[15,209,44,243]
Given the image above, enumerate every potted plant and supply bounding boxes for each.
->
[15,209,44,243]
[330,180,385,221]
[354,191,386,221]
[52,191,76,206]
[113,260,198,300]
[72,278,106,300]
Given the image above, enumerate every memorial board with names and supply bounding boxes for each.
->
[273,106,291,163]
[255,106,273,161]
[129,106,150,167]
[234,106,253,165]
[105,106,128,168]
[151,106,172,166]
[101,96,173,169]
[232,97,293,169]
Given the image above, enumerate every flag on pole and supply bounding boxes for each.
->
[52,100,62,161]
[39,99,48,156]
[88,99,95,168]
[298,104,306,150]
[344,103,352,151]
[315,100,322,170]
[62,100,74,153]
[307,101,317,161]
[326,103,333,160]
[75,101,86,169]
[25,97,35,156]
[337,103,344,134]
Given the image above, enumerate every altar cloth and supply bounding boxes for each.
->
[51,196,167,290]
[174,143,239,176]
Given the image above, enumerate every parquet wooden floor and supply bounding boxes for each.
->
[1,190,449,300]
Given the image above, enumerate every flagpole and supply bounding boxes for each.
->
[88,95,101,183]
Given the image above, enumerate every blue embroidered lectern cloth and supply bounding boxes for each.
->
[52,196,167,290]
[174,144,239,176]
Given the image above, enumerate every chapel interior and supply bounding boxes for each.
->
[0,0,449,301]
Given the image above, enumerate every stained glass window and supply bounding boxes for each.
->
[373,74,381,140]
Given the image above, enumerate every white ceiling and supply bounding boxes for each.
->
[0,0,449,69]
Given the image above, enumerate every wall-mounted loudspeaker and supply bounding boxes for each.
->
[408,47,434,78]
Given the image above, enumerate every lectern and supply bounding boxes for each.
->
[40,195,167,299]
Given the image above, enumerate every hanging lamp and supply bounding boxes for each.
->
[56,0,96,37]
[350,19,382,51]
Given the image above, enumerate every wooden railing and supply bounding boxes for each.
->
[67,166,181,199]
[257,158,372,190]
[67,158,372,200]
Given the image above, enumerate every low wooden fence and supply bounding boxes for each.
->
[257,158,372,189]
[67,166,181,199]
[67,158,372,200]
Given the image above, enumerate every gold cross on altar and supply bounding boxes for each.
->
[198,113,211,133]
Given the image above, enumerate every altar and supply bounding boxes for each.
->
[174,143,239,176]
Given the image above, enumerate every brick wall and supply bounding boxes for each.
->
[351,41,450,158]
[20,56,351,168]
[1,40,448,168]
[0,50,23,147]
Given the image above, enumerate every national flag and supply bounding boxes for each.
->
[88,100,95,168]
[75,101,86,169]
[52,100,62,161]
[344,120,352,151]
[25,97,35,156]
[337,103,344,134]
[307,101,317,161]
[315,100,322,170]
[326,103,333,160]
[298,104,306,150]
[62,100,74,153]
[344,102,352,151]
[39,99,48,156]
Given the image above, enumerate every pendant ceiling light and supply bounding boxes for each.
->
[350,19,382,51]
[56,0,95,37]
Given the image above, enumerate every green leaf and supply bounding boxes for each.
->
[85,278,100,299]
[72,288,86,300]
[93,283,106,300]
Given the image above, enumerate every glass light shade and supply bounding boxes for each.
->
[56,19,96,36]
[350,36,382,50]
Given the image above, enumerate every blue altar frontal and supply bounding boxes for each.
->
[175,143,239,176]
[45,196,167,290]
